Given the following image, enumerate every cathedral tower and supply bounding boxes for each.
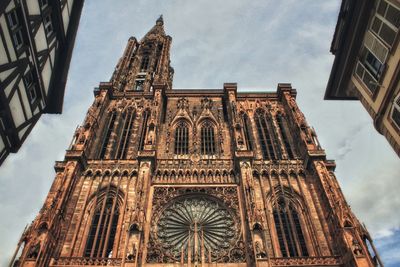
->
[11,17,382,267]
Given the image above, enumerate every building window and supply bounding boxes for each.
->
[139,110,149,151]
[12,29,24,49]
[200,120,215,155]
[7,9,19,28]
[255,111,278,160]
[372,0,400,47]
[84,190,120,258]
[7,9,24,50]
[99,112,117,159]
[44,14,53,37]
[392,93,400,129]
[116,110,135,159]
[364,49,384,77]
[273,198,308,257]
[241,113,253,151]
[140,55,150,71]
[355,30,388,95]
[276,114,294,159]
[134,80,144,91]
[174,121,189,155]
[355,0,399,95]
[24,70,38,103]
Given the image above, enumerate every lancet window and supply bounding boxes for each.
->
[84,189,121,258]
[139,110,149,151]
[174,121,189,155]
[200,120,216,155]
[276,113,295,159]
[273,198,308,257]
[140,55,150,71]
[241,113,253,151]
[99,112,117,159]
[116,109,135,159]
[255,110,278,159]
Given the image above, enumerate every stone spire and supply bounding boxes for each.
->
[156,15,163,26]
[142,15,166,41]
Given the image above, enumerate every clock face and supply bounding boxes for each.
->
[155,195,238,262]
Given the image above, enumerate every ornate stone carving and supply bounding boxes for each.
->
[53,257,127,266]
[148,186,245,263]
[268,256,342,266]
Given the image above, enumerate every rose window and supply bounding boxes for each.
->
[155,195,238,262]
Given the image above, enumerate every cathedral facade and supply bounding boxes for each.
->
[11,17,382,267]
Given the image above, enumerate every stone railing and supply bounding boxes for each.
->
[261,256,341,266]
[153,159,236,184]
[252,159,306,174]
[52,257,132,266]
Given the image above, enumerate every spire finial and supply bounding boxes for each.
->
[156,15,164,26]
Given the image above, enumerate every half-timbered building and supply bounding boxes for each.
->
[0,0,84,165]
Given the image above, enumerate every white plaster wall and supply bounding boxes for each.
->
[26,0,40,15]
[0,136,4,151]
[18,80,32,119]
[34,25,47,52]
[18,124,30,139]
[10,92,25,128]
[0,67,16,83]
[62,5,70,34]
[50,46,55,67]
[0,26,8,65]
[4,75,17,97]
[41,58,52,95]
[0,17,16,61]
[68,0,74,16]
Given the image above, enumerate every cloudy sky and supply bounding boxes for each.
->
[1,0,399,266]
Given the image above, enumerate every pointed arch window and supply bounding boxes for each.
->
[139,110,149,151]
[276,113,295,159]
[174,121,189,155]
[116,109,135,159]
[255,111,279,159]
[241,113,253,151]
[201,120,216,155]
[85,191,120,258]
[140,55,150,71]
[99,112,117,159]
[273,198,308,257]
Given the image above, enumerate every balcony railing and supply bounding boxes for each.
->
[52,257,129,266]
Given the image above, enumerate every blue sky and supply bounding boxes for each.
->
[1,0,399,265]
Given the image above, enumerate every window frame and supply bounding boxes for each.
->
[6,8,26,53]
[200,120,216,155]
[241,113,254,151]
[99,112,117,159]
[84,190,121,258]
[391,92,400,130]
[272,197,309,258]
[116,109,135,159]
[255,110,280,160]
[24,70,38,104]
[174,120,189,155]
[43,13,54,38]
[140,55,150,71]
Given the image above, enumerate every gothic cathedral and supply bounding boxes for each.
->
[12,17,382,267]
